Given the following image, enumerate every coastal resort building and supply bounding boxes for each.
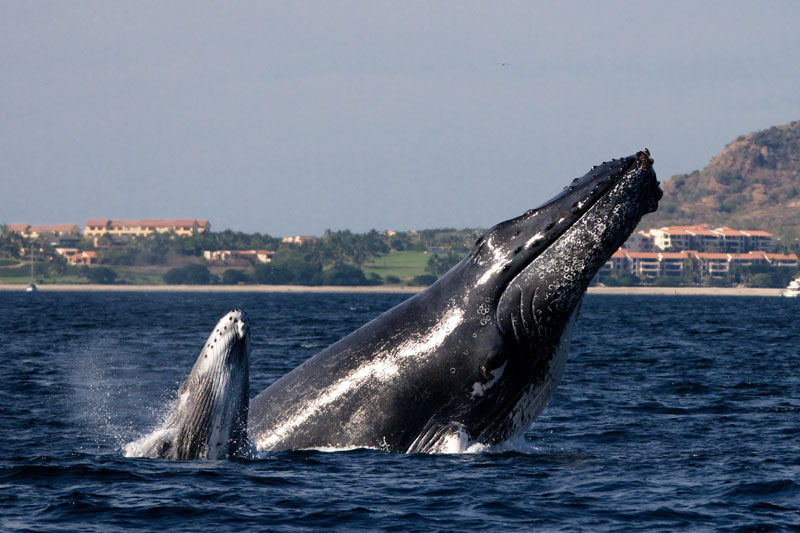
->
[55,248,98,266]
[633,225,774,254]
[203,250,276,263]
[281,235,320,245]
[601,250,798,282]
[84,219,210,239]
[6,224,81,239]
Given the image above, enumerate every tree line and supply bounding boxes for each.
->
[0,224,480,286]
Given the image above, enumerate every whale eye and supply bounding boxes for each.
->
[481,350,507,380]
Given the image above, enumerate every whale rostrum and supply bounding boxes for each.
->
[128,150,661,458]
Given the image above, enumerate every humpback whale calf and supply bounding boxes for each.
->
[124,310,251,460]
[247,150,661,453]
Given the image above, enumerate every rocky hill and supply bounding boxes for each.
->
[641,120,800,237]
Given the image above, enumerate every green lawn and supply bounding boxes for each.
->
[0,270,88,285]
[0,264,33,283]
[113,266,169,284]
[0,264,166,285]
[363,251,430,282]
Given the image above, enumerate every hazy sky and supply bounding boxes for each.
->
[2,1,799,235]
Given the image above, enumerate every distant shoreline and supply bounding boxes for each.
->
[0,283,423,294]
[586,286,782,297]
[0,283,784,297]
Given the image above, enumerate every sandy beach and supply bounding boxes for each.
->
[586,286,782,297]
[0,282,784,296]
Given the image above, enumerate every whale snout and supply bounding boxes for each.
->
[637,148,662,215]
[224,309,250,340]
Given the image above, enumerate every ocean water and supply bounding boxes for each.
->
[0,291,797,532]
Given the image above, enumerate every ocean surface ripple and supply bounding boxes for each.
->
[1,292,798,531]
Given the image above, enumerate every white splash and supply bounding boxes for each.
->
[123,426,176,457]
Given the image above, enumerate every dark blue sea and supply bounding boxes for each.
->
[1,291,798,531]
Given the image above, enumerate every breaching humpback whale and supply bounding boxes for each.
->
[128,150,660,458]
[124,310,250,460]
[248,150,660,453]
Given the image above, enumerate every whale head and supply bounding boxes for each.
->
[410,150,661,450]
[167,309,251,459]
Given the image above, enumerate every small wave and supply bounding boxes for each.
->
[722,479,797,499]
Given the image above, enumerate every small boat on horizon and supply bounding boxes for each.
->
[26,245,37,293]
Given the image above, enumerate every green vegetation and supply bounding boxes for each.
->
[1,220,487,287]
[601,271,641,287]
[320,264,374,286]
[730,265,799,288]
[410,274,438,286]
[222,269,251,285]
[362,251,430,283]
[87,266,117,284]
[651,276,683,287]
[425,251,463,277]
[113,266,169,285]
[163,264,214,285]
[252,256,322,285]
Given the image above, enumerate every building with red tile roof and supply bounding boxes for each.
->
[604,249,798,282]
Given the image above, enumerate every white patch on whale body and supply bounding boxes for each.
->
[471,361,507,398]
[416,426,489,454]
[524,232,545,249]
[254,308,465,451]
[477,242,509,286]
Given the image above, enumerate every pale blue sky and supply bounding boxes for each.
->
[2,1,799,235]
